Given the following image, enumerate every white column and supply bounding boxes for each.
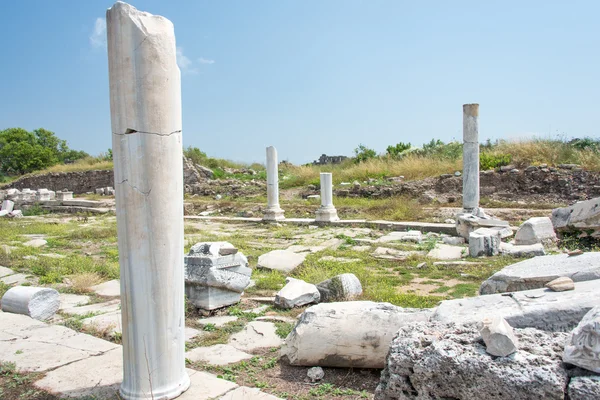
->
[107,3,189,399]
[462,103,479,213]
[263,146,285,220]
[315,172,339,222]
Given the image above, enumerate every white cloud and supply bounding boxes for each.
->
[90,17,107,49]
[177,47,198,74]
[198,57,215,64]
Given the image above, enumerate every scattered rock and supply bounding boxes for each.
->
[552,197,600,237]
[442,236,465,246]
[545,276,575,292]
[514,217,557,245]
[316,273,363,302]
[307,366,324,382]
[229,321,283,352]
[433,280,599,332]
[281,301,432,368]
[480,252,600,294]
[376,322,569,400]
[274,278,320,309]
[23,239,47,248]
[257,250,307,274]
[1,286,60,321]
[563,306,600,373]
[479,316,519,357]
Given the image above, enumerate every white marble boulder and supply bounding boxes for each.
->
[468,228,500,257]
[274,278,320,309]
[375,322,570,400]
[514,217,557,245]
[1,286,60,320]
[316,273,363,302]
[479,316,519,357]
[185,242,252,310]
[552,197,600,237]
[281,301,432,368]
[563,306,600,373]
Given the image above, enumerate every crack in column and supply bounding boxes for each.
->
[113,129,181,137]
[116,179,152,196]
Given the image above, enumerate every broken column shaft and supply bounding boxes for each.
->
[463,103,480,213]
[315,172,339,222]
[106,2,189,399]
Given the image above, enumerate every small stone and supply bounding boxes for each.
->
[545,276,574,292]
[479,315,519,357]
[307,366,324,382]
[274,278,320,309]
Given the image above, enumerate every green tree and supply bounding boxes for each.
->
[0,127,87,174]
[386,142,412,157]
[353,144,377,163]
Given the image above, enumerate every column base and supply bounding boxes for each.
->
[263,207,285,221]
[120,371,190,400]
[315,207,339,222]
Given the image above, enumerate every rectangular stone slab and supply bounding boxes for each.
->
[432,280,600,332]
[480,252,600,294]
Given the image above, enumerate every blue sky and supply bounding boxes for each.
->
[0,1,599,164]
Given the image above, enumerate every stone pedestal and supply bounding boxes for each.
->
[315,173,339,222]
[56,191,73,201]
[263,146,284,220]
[462,103,479,213]
[184,242,252,310]
[107,2,189,399]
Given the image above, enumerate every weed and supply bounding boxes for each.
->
[274,322,293,339]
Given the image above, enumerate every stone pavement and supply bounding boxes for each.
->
[0,311,282,399]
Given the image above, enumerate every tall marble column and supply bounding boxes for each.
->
[462,103,479,213]
[107,2,189,399]
[263,146,285,220]
[315,173,339,222]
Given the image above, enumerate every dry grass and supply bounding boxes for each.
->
[67,272,103,294]
[28,157,113,175]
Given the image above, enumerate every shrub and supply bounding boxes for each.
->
[354,144,377,164]
[479,152,512,170]
[386,142,412,158]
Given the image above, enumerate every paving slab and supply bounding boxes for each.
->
[257,250,307,274]
[0,313,118,372]
[228,321,283,352]
[90,279,121,297]
[219,386,284,400]
[185,326,203,341]
[432,279,600,332]
[23,239,47,248]
[427,244,465,260]
[82,310,122,335]
[61,299,121,316]
[0,273,31,285]
[180,369,238,400]
[185,344,253,366]
[198,315,239,328]
[372,247,424,260]
[0,266,15,278]
[480,252,600,294]
[34,347,122,398]
[58,294,91,310]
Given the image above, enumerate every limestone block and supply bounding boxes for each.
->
[552,197,600,236]
[427,244,464,260]
[185,285,242,310]
[433,280,600,332]
[274,278,320,309]
[1,200,14,212]
[375,322,569,400]
[1,286,60,320]
[56,191,74,201]
[499,242,545,257]
[257,249,307,274]
[228,321,283,352]
[185,344,252,366]
[515,217,557,245]
[568,376,600,400]
[0,210,8,217]
[316,273,362,302]
[281,301,432,368]
[480,252,600,294]
[545,276,574,292]
[95,188,105,195]
[563,306,600,373]
[479,316,519,356]
[469,228,499,257]
[456,213,509,240]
